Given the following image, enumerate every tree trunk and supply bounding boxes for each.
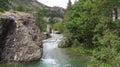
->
[113,8,118,20]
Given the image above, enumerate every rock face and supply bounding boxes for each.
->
[0,12,42,62]
[43,7,65,23]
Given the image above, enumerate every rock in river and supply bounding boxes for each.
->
[0,12,42,62]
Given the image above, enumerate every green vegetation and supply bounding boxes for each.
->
[13,4,26,11]
[35,9,46,31]
[0,0,11,12]
[53,22,63,32]
[62,0,120,66]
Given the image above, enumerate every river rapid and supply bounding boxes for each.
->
[0,34,87,67]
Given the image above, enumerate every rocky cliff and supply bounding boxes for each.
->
[0,12,42,62]
[43,7,65,23]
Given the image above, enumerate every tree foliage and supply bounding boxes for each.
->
[67,0,72,10]
[63,0,120,66]
[0,0,11,12]
[35,9,46,32]
[53,22,63,32]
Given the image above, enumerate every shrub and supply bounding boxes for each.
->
[53,22,63,33]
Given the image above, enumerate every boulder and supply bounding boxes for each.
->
[53,31,61,34]
[58,37,72,48]
[0,12,42,62]
[43,32,51,39]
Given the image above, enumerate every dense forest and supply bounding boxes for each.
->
[57,0,120,67]
[0,0,120,67]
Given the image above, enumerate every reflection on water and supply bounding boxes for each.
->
[0,34,87,67]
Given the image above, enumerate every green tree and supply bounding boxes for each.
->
[14,4,25,11]
[36,9,46,32]
[67,0,72,10]
[63,0,120,66]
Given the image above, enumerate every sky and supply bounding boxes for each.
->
[37,0,76,8]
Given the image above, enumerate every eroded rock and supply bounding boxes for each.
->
[0,12,42,62]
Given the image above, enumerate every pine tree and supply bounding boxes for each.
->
[67,0,72,10]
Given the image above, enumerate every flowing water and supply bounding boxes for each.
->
[0,34,87,67]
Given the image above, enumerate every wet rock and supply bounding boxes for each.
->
[58,37,72,48]
[53,31,61,34]
[42,32,51,39]
[0,12,42,62]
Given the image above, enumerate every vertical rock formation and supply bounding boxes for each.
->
[0,12,42,62]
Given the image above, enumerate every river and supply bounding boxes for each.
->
[0,34,87,67]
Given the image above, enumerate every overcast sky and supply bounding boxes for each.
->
[37,0,76,8]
